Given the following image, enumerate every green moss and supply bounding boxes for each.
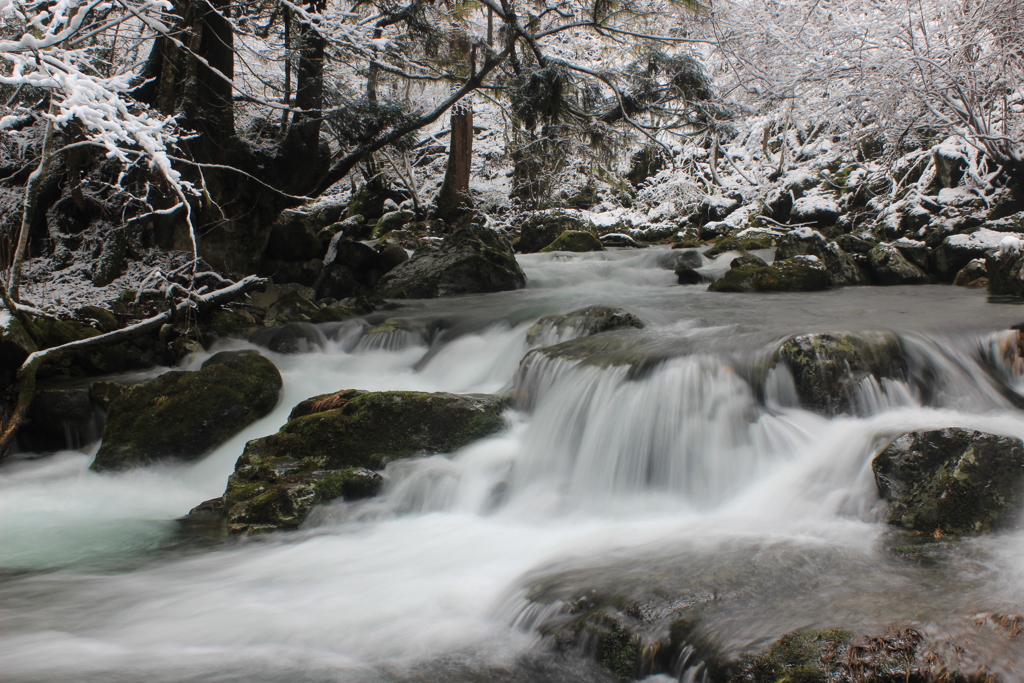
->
[776,331,906,415]
[540,230,604,253]
[708,258,830,293]
[705,237,769,258]
[91,351,282,471]
[873,429,1024,535]
[223,390,508,533]
[732,630,852,683]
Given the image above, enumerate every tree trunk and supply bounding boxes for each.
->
[435,100,474,222]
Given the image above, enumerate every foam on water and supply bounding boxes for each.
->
[3,248,1024,681]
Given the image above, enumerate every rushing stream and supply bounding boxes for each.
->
[3,247,1024,682]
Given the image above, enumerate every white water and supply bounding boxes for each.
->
[3,248,1024,682]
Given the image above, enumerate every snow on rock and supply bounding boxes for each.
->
[998,236,1023,255]
[948,228,1023,252]
[790,196,840,223]
[0,308,11,330]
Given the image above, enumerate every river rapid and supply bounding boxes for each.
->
[3,247,1024,682]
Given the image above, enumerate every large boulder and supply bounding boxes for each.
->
[19,387,100,452]
[789,195,841,228]
[775,332,907,416]
[540,230,604,253]
[873,428,1024,535]
[374,223,526,298]
[91,351,282,471]
[708,256,830,293]
[315,236,389,299]
[934,228,1017,282]
[866,244,930,285]
[774,228,865,286]
[526,306,644,348]
[517,210,594,253]
[221,389,510,533]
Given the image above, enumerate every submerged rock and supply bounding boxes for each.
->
[775,332,907,416]
[708,256,830,293]
[873,428,1024,535]
[526,306,644,348]
[540,230,604,253]
[676,265,709,285]
[91,351,282,471]
[222,389,509,534]
[374,223,526,298]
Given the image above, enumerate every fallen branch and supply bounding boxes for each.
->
[0,275,268,462]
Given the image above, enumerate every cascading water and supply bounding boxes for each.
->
[3,248,1024,682]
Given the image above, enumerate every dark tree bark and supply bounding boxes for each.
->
[435,100,474,221]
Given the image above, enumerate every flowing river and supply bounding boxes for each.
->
[3,248,1024,682]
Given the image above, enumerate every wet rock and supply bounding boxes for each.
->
[657,249,703,270]
[374,223,526,299]
[676,266,709,285]
[540,230,604,253]
[265,212,323,262]
[836,233,879,255]
[177,497,228,540]
[76,305,120,333]
[252,322,328,354]
[315,237,386,299]
[358,317,428,350]
[600,233,645,248]
[985,247,1024,297]
[873,428,1024,535]
[698,194,741,222]
[526,306,644,348]
[705,237,770,258]
[934,228,1013,281]
[91,351,282,471]
[372,209,416,239]
[775,229,864,286]
[866,244,930,285]
[708,256,830,293]
[731,253,768,269]
[699,221,733,241]
[88,380,126,410]
[19,388,100,452]
[376,242,409,272]
[317,214,365,248]
[789,196,841,228]
[731,629,853,683]
[775,331,907,416]
[222,390,509,533]
[953,259,988,288]
[893,238,931,273]
[517,210,594,253]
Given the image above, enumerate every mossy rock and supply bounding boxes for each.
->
[372,209,416,239]
[223,389,509,533]
[730,630,852,683]
[517,210,595,253]
[373,223,526,299]
[708,256,830,293]
[705,237,769,258]
[76,305,120,333]
[873,428,1024,535]
[88,380,126,410]
[539,230,604,253]
[90,351,282,471]
[867,244,930,285]
[526,306,643,348]
[775,331,907,416]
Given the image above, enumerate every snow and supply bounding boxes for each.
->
[791,196,840,217]
[998,236,1024,255]
[947,229,1023,252]
[0,308,11,331]
[791,227,825,241]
